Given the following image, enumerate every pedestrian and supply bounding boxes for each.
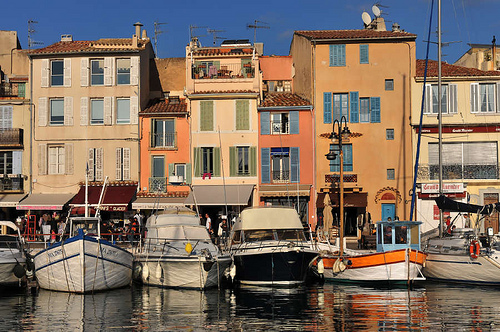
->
[205,213,213,242]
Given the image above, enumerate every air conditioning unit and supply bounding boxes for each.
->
[169,175,184,184]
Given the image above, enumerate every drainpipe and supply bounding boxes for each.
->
[29,55,33,194]
[137,54,141,192]
[312,40,317,230]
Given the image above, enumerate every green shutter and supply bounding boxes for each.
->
[18,83,26,98]
[168,163,175,176]
[250,146,257,176]
[236,100,249,130]
[193,147,201,177]
[229,146,236,176]
[213,147,221,177]
[200,101,213,131]
[186,163,192,184]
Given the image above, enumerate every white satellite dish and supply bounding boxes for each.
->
[362,12,372,26]
[372,5,381,17]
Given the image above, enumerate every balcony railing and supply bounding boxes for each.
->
[0,129,23,147]
[149,177,167,193]
[191,63,255,80]
[0,175,24,192]
[151,132,176,149]
[0,82,26,98]
[418,163,499,181]
[272,170,290,183]
[325,173,358,183]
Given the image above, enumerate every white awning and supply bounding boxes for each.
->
[184,185,254,206]
[17,193,75,210]
[132,197,186,210]
[0,194,28,207]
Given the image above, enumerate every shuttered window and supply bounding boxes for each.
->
[116,98,130,124]
[90,99,104,125]
[48,145,65,175]
[323,92,332,124]
[333,93,348,123]
[370,97,381,123]
[349,92,359,123]
[88,148,103,181]
[425,84,457,114]
[329,44,346,66]
[117,58,131,85]
[329,144,353,172]
[91,59,104,85]
[236,100,249,130]
[51,60,64,86]
[0,106,13,130]
[200,101,214,131]
[290,147,300,183]
[50,99,64,125]
[359,44,369,64]
[116,147,131,180]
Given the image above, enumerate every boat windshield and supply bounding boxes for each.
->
[240,229,306,243]
[244,230,274,242]
[72,219,99,236]
[276,230,306,241]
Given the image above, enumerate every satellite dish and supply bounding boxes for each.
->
[372,5,381,17]
[362,12,372,26]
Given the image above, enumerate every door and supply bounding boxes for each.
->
[484,193,499,233]
[381,203,395,221]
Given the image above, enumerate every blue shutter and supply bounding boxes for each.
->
[290,147,300,183]
[329,144,339,172]
[360,45,369,64]
[340,45,346,66]
[350,92,359,123]
[343,145,353,172]
[330,45,345,66]
[290,111,299,134]
[329,45,334,66]
[260,111,270,135]
[370,97,381,123]
[261,148,270,183]
[323,93,332,124]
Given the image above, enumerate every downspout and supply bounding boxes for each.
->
[137,55,141,192]
[403,41,414,221]
[29,55,33,194]
[312,39,317,229]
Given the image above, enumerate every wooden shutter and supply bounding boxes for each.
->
[329,45,334,66]
[65,143,73,175]
[0,106,13,129]
[96,147,103,181]
[323,92,332,124]
[39,144,47,175]
[424,84,432,114]
[80,97,88,126]
[81,58,89,87]
[64,96,73,126]
[200,101,213,131]
[38,97,48,127]
[63,59,71,87]
[349,91,359,123]
[343,145,353,172]
[290,147,300,183]
[168,164,175,177]
[104,97,112,125]
[261,148,270,184]
[88,148,95,181]
[41,59,49,87]
[249,146,257,176]
[289,111,299,134]
[193,147,201,177]
[370,97,381,123]
[497,83,500,113]
[130,56,139,85]
[236,100,249,130]
[449,84,458,113]
[12,151,22,175]
[185,163,192,184]
[116,148,123,180]
[213,147,221,177]
[360,45,369,64]
[471,83,479,113]
[229,147,236,176]
[104,57,114,86]
[123,148,130,180]
[130,95,139,125]
[260,111,270,135]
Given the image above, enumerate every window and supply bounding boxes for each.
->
[329,44,346,66]
[385,79,394,91]
[471,83,497,113]
[152,156,165,177]
[116,148,130,180]
[271,148,290,182]
[387,169,395,180]
[202,147,214,175]
[150,155,165,192]
[116,58,131,85]
[230,146,256,177]
[48,145,65,175]
[174,164,186,178]
[236,100,249,130]
[237,146,250,176]
[91,59,104,85]
[152,119,175,148]
[425,84,457,114]
[271,113,289,134]
[360,98,370,123]
[360,45,369,64]
[50,99,64,125]
[200,101,214,131]
[333,93,348,122]
[0,106,13,130]
[329,144,353,172]
[88,148,103,181]
[115,98,130,124]
[51,60,64,86]
[386,129,394,140]
[90,99,104,125]
[0,152,12,174]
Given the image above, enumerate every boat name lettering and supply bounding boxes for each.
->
[101,247,118,256]
[48,249,62,258]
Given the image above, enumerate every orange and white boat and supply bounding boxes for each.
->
[319,220,426,285]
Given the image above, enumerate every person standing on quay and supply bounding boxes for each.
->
[205,213,213,242]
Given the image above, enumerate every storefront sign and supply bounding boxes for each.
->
[421,183,464,194]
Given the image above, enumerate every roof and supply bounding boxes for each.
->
[191,47,254,57]
[141,98,187,116]
[233,207,303,231]
[294,29,416,41]
[259,92,311,108]
[416,59,500,78]
[29,38,149,55]
[189,90,257,95]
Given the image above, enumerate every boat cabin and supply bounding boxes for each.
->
[376,220,422,252]
[70,217,101,237]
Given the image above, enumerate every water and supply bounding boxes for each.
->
[1,282,500,331]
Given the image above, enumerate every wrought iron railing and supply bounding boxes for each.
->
[191,63,255,79]
[417,163,499,181]
[0,82,26,98]
[0,175,23,192]
[272,170,290,182]
[151,132,176,149]
[0,129,23,147]
[149,177,167,193]
[325,173,358,183]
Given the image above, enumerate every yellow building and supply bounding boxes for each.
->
[290,22,416,236]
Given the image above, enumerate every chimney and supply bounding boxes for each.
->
[61,34,73,42]
[133,22,143,47]
[254,42,264,56]
[392,23,401,32]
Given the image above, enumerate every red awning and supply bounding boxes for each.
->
[316,192,368,208]
[69,185,137,212]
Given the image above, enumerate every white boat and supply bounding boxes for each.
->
[229,206,320,287]
[134,207,232,289]
[0,220,27,286]
[33,216,133,293]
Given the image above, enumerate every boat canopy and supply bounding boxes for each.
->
[0,220,20,233]
[233,207,303,231]
[146,212,200,228]
[375,220,422,252]
[435,195,496,215]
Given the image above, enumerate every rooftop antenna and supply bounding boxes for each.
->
[246,20,270,44]
[207,28,225,46]
[362,12,372,27]
[27,19,43,50]
[189,25,207,46]
[153,21,167,58]
[372,5,381,17]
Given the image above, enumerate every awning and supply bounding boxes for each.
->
[259,184,311,197]
[69,184,137,212]
[316,192,368,208]
[17,193,75,210]
[184,185,254,206]
[0,194,28,207]
[132,197,186,210]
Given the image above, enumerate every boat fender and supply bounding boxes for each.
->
[317,259,324,274]
[229,264,236,280]
[344,259,352,266]
[185,242,193,254]
[203,261,214,272]
[332,258,347,273]
[13,263,25,279]
[470,240,480,259]
[132,262,142,281]
[26,256,35,272]
[156,263,162,279]
[143,263,149,280]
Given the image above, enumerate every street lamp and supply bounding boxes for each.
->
[325,115,350,256]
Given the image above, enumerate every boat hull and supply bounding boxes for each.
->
[135,254,232,289]
[34,235,133,293]
[0,255,25,286]
[322,249,426,284]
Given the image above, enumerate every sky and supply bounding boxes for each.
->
[2,0,500,64]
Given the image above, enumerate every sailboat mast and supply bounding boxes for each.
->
[437,0,443,238]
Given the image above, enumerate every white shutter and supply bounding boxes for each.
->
[80,97,88,126]
[65,143,73,175]
[41,59,49,88]
[424,84,432,114]
[449,84,458,114]
[39,144,47,175]
[130,56,139,85]
[464,142,497,165]
[88,148,95,181]
[130,95,138,124]
[96,147,104,181]
[12,151,22,175]
[116,148,122,180]
[123,147,131,180]
[471,83,479,113]
[38,97,48,127]
[496,83,500,113]
[104,97,112,125]
[64,58,71,87]
[0,106,13,129]
[81,58,89,87]
[48,146,57,175]
[64,96,73,126]
[104,57,114,86]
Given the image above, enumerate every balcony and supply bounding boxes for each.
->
[0,82,26,98]
[149,177,166,193]
[0,175,24,193]
[418,163,499,181]
[272,170,290,183]
[151,132,177,149]
[0,129,23,148]
[191,63,255,80]
[325,173,358,184]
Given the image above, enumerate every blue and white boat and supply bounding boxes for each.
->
[33,216,133,293]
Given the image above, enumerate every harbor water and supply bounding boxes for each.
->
[1,282,500,331]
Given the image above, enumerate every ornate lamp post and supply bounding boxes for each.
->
[325,115,350,256]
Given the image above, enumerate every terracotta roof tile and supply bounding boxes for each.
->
[136,191,189,198]
[294,29,416,40]
[260,93,311,107]
[141,98,187,115]
[190,90,257,94]
[192,47,254,56]
[30,38,148,55]
[416,59,500,78]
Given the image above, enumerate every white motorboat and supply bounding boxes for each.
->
[0,220,27,286]
[229,206,320,287]
[134,207,232,289]
[33,216,133,293]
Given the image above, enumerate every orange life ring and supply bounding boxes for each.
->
[469,240,480,259]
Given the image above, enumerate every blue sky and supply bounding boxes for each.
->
[2,0,499,63]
